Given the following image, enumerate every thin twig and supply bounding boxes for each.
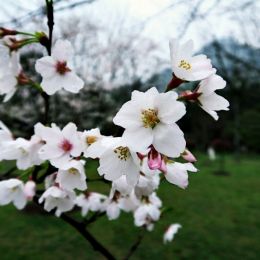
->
[83,212,106,226]
[123,230,145,260]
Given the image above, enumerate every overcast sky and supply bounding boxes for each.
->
[0,0,259,58]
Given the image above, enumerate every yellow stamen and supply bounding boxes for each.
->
[141,109,160,128]
[114,146,130,161]
[178,60,192,70]
[86,136,97,145]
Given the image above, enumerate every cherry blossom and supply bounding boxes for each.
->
[80,128,108,158]
[24,180,36,200]
[197,74,230,120]
[106,200,121,220]
[75,192,107,217]
[0,179,26,209]
[113,87,186,157]
[35,39,84,95]
[119,192,140,212]
[56,160,87,191]
[0,8,230,251]
[135,173,160,198]
[0,49,21,102]
[35,122,83,168]
[112,175,134,196]
[164,162,197,189]
[39,186,75,217]
[163,223,182,244]
[134,193,161,231]
[169,38,215,81]
[0,121,13,147]
[0,135,44,170]
[97,137,140,186]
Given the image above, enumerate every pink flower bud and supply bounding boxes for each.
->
[182,149,197,163]
[148,146,167,172]
[148,147,162,170]
[24,180,36,200]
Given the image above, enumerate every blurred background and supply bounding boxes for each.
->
[0,0,259,259]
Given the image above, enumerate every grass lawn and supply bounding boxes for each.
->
[0,153,260,260]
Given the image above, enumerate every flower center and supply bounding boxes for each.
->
[86,136,97,145]
[19,147,28,155]
[68,168,78,175]
[11,187,18,192]
[178,60,192,70]
[114,146,130,161]
[60,139,73,152]
[141,109,160,128]
[56,61,71,75]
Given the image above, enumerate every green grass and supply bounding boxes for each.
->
[0,153,260,260]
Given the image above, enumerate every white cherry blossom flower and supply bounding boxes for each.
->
[75,192,107,216]
[169,38,215,81]
[163,223,182,244]
[197,74,230,120]
[24,180,36,200]
[113,87,186,157]
[35,122,83,168]
[35,39,84,95]
[134,192,161,230]
[135,173,160,198]
[39,186,75,217]
[165,162,197,189]
[0,121,13,148]
[112,175,134,196]
[80,128,107,158]
[44,172,57,189]
[106,200,121,220]
[134,203,161,230]
[0,135,44,170]
[56,160,87,191]
[97,137,140,186]
[119,192,140,212]
[0,179,26,209]
[0,49,21,102]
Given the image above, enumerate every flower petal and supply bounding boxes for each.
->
[122,128,153,153]
[35,56,56,78]
[155,91,186,124]
[153,123,185,157]
[52,40,73,62]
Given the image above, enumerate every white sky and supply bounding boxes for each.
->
[0,0,259,58]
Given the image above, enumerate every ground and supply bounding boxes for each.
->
[0,153,259,260]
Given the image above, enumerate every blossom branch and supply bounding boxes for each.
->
[83,212,106,226]
[60,214,116,260]
[32,196,116,260]
[41,0,54,124]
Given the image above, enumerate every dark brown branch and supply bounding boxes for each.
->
[123,230,145,260]
[84,212,106,226]
[39,0,54,125]
[60,214,116,260]
[32,196,116,260]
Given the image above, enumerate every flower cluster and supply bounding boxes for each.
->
[0,34,229,245]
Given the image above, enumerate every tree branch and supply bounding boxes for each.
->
[123,230,145,260]
[60,214,116,260]
[40,0,54,125]
[33,196,116,260]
